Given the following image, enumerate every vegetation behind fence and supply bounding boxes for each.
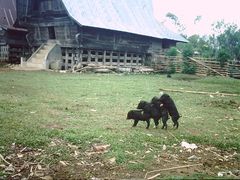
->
[152,55,240,79]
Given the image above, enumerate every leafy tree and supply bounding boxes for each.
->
[166,12,178,25]
[172,19,240,66]
[165,12,186,33]
[187,35,200,49]
[187,35,215,58]
[207,34,218,58]
[182,44,194,58]
[211,20,229,34]
[177,21,240,62]
[194,16,202,24]
[217,24,240,60]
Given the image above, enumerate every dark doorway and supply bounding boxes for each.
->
[32,1,39,11]
[48,26,56,39]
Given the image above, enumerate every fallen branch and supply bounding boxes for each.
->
[208,149,228,161]
[167,131,180,143]
[147,173,161,180]
[145,164,203,179]
[0,154,11,165]
[159,88,240,97]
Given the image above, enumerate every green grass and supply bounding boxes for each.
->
[0,71,240,178]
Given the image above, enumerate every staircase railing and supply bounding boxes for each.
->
[26,43,45,62]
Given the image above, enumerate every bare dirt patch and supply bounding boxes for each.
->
[1,139,239,179]
[146,143,239,179]
[209,99,240,110]
[0,66,12,73]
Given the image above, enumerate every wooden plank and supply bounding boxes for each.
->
[159,88,240,97]
[189,57,225,77]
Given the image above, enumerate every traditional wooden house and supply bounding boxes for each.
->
[0,0,29,63]
[14,0,186,70]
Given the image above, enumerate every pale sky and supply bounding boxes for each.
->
[152,0,240,36]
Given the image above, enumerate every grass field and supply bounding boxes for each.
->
[0,70,240,179]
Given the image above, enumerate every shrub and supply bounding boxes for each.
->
[167,62,176,74]
[166,47,178,57]
[217,49,230,67]
[182,60,197,74]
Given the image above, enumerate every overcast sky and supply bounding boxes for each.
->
[152,0,240,36]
